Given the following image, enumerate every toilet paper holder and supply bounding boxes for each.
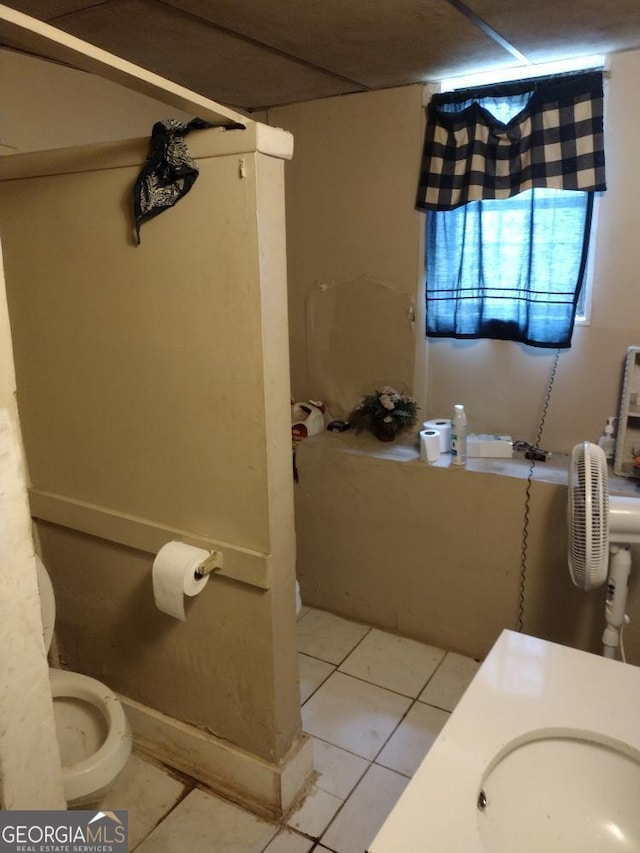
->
[194,549,224,579]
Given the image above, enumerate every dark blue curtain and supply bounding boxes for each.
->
[426,187,594,348]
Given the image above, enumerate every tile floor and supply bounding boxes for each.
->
[105,607,481,852]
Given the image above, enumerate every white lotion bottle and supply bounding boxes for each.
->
[597,416,616,461]
[451,404,467,465]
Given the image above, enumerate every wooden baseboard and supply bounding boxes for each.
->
[119,695,313,819]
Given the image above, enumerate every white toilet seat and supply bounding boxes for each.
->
[50,668,132,807]
[37,555,132,805]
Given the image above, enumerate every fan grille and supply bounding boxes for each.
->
[568,442,609,590]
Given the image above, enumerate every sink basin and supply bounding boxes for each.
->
[478,732,640,852]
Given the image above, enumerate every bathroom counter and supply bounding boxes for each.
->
[369,630,640,852]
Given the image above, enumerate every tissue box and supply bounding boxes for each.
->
[467,434,513,458]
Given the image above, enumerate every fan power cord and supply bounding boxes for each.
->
[517,348,560,633]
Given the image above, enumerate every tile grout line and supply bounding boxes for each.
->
[306,731,375,764]
[312,766,369,850]
[300,696,425,845]
[302,677,453,773]
[332,624,374,667]
[131,610,477,853]
[305,663,445,704]
[296,611,478,850]
[312,754,410,852]
[365,659,461,768]
[129,774,197,851]
[299,658,338,707]
[257,825,310,853]
[298,628,374,670]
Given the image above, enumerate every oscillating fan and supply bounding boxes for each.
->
[568,441,640,659]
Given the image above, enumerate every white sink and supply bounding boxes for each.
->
[369,631,640,853]
[478,733,640,852]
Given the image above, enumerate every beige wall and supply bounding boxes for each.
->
[295,433,640,664]
[270,85,427,417]
[0,131,302,779]
[1,48,193,154]
[271,53,640,665]
[273,52,640,454]
[5,36,640,772]
[2,144,274,553]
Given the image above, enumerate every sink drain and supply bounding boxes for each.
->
[477,789,488,811]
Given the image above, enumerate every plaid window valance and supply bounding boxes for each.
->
[416,71,606,211]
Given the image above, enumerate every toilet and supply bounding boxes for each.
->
[36,556,132,807]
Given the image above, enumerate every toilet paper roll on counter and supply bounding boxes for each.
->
[420,429,441,463]
[423,419,452,453]
[152,541,212,621]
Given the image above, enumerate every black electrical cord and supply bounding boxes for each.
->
[516,348,560,632]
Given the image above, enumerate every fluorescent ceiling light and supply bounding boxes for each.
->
[441,54,605,91]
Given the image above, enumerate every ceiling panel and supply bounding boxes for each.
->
[164,0,515,87]
[470,0,640,61]
[31,0,363,109]
[4,0,640,113]
[1,0,94,20]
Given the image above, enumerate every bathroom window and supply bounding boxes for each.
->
[417,67,605,348]
[425,187,594,347]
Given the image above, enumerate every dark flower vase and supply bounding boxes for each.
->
[371,423,396,442]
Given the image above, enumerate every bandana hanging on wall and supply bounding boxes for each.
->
[132,117,244,244]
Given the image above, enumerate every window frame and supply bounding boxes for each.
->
[428,59,605,338]
[575,193,600,325]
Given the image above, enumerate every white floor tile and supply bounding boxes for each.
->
[302,672,411,760]
[312,738,369,801]
[134,788,277,853]
[285,784,343,839]
[297,609,370,665]
[97,754,187,851]
[375,702,450,777]
[320,764,409,853]
[338,628,446,697]
[299,653,335,704]
[419,651,481,711]
[262,828,314,853]
[113,610,472,853]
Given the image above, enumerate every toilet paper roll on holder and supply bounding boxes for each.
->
[193,548,224,579]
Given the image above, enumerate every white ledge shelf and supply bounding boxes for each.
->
[296,430,640,497]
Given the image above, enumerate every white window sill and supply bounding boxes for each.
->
[296,430,639,496]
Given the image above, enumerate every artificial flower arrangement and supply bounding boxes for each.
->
[349,386,419,441]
